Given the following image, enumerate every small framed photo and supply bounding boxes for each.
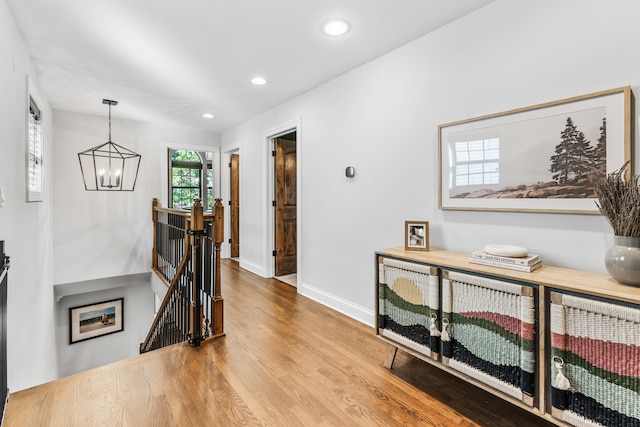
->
[405,221,429,251]
[69,298,124,344]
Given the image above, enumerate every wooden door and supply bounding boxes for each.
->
[274,138,296,276]
[230,154,240,258]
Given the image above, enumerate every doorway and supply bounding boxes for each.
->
[273,131,297,286]
[229,153,240,259]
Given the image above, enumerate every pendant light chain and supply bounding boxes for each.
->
[108,102,112,142]
[107,101,113,177]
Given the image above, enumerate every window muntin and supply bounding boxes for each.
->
[452,138,500,188]
[169,150,213,210]
[206,168,214,210]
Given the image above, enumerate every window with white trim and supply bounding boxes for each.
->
[27,95,44,201]
[169,149,213,210]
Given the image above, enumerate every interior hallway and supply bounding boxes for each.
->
[4,259,551,426]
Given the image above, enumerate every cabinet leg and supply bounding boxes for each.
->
[383,344,398,369]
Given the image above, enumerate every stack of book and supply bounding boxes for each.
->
[469,250,542,272]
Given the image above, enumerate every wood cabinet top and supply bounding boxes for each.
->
[378,247,640,305]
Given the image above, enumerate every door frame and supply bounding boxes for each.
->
[264,119,301,283]
[221,143,240,260]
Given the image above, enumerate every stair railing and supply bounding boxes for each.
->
[0,241,9,422]
[140,197,224,353]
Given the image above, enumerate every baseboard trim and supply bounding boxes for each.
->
[239,260,266,278]
[298,282,374,327]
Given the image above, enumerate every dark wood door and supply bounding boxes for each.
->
[274,138,296,276]
[230,153,240,258]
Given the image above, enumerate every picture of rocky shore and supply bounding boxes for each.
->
[453,115,606,200]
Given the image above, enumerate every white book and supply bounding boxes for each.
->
[470,250,540,266]
[468,257,542,272]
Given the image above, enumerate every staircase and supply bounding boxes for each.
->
[140,198,224,353]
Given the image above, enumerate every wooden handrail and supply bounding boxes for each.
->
[153,204,216,222]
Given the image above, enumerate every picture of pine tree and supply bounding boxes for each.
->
[549,116,605,184]
[593,117,607,176]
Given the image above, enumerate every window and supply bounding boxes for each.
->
[451,138,499,188]
[206,167,214,209]
[169,150,213,209]
[27,95,44,201]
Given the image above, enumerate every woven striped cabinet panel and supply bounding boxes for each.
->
[378,257,440,359]
[441,270,536,406]
[550,292,640,427]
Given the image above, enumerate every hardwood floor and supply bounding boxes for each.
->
[4,260,553,426]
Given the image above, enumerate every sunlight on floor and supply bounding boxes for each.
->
[275,274,296,287]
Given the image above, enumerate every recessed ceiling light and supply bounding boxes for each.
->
[251,77,267,85]
[202,113,214,119]
[323,20,350,36]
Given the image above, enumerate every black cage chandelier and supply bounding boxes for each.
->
[78,99,141,191]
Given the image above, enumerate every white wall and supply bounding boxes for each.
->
[55,282,154,377]
[52,110,220,284]
[222,0,640,326]
[0,1,58,391]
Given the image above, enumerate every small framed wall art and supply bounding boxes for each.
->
[69,298,124,344]
[405,221,429,251]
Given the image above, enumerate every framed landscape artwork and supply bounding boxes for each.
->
[69,298,124,344]
[438,86,632,214]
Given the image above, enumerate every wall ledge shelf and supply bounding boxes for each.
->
[54,272,151,301]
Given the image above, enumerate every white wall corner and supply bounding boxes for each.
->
[239,259,267,278]
[150,272,168,300]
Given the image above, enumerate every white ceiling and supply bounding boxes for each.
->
[8,0,494,133]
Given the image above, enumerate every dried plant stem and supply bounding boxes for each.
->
[594,161,640,237]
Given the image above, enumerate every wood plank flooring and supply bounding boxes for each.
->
[4,260,553,426]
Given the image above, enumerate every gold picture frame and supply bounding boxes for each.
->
[405,221,429,251]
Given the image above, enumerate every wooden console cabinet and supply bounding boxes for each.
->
[376,247,640,427]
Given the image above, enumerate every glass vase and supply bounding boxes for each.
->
[605,235,640,286]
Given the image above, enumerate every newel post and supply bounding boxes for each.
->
[188,198,205,346]
[212,198,225,337]
[151,198,159,270]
